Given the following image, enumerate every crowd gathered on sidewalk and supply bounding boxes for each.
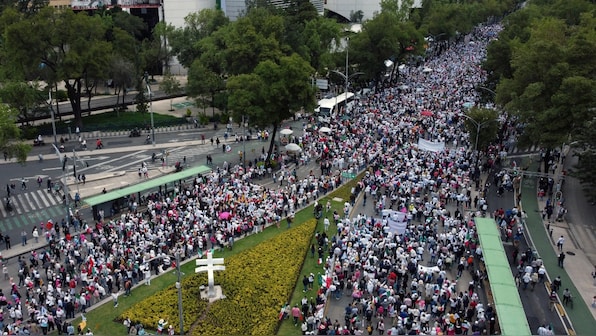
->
[0,21,528,336]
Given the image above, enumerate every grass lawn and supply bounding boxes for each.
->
[69,172,365,335]
[28,111,185,137]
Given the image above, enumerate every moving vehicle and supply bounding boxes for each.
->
[314,92,355,124]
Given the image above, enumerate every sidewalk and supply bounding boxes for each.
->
[518,154,596,334]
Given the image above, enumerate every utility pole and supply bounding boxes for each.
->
[176,252,184,335]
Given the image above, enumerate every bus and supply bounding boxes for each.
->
[314,92,355,124]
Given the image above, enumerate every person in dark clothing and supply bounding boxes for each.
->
[558,252,566,267]
[4,235,10,249]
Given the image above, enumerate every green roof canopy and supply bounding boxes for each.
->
[84,165,211,207]
[475,217,531,336]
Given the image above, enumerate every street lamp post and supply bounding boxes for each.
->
[175,252,184,335]
[345,37,349,95]
[459,113,496,180]
[330,41,364,116]
[144,72,155,146]
[477,86,497,97]
[48,92,58,147]
[52,144,70,225]
[242,116,248,170]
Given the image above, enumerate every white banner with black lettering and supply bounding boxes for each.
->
[417,138,445,152]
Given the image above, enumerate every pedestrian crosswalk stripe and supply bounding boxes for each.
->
[17,194,29,213]
[37,190,53,207]
[30,190,44,209]
[14,195,23,215]
[23,192,36,211]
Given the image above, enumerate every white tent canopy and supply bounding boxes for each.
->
[285,143,302,152]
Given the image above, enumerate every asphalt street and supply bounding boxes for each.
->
[482,162,566,335]
[0,116,318,327]
[1,117,308,254]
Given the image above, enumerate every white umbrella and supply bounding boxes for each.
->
[319,126,332,134]
[279,128,293,135]
[285,143,302,152]
[422,67,433,73]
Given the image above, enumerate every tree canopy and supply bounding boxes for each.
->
[0,103,31,163]
[483,0,595,200]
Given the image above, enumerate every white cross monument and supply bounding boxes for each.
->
[195,252,225,299]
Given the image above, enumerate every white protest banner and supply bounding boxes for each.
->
[382,209,408,235]
[417,138,445,152]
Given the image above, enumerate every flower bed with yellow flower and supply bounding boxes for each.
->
[120,219,316,335]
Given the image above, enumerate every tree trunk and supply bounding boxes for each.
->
[65,79,83,129]
[115,87,121,106]
[87,90,93,115]
[266,123,279,166]
[211,92,215,117]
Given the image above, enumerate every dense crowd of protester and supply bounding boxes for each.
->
[0,21,520,336]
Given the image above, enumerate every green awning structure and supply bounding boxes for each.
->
[84,165,211,207]
[475,217,531,336]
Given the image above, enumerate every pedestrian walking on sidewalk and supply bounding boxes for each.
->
[4,235,10,249]
[32,226,39,243]
[558,252,565,268]
[556,235,564,251]
[21,230,27,246]
[562,288,572,306]
[552,275,562,292]
[112,291,119,308]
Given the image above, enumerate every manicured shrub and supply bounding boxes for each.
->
[120,219,316,335]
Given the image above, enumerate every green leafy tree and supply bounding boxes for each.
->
[2,7,112,129]
[0,81,45,123]
[298,16,342,74]
[0,103,31,163]
[349,10,423,86]
[461,107,500,153]
[109,57,135,111]
[159,72,183,111]
[168,9,229,68]
[496,15,595,149]
[570,116,596,203]
[222,7,285,75]
[227,53,315,162]
[186,61,226,116]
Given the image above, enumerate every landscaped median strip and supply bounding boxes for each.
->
[68,170,366,335]
[121,220,316,335]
